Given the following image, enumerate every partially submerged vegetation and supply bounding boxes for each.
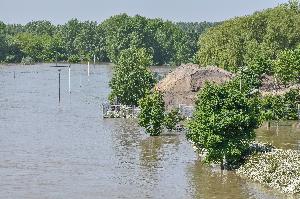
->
[237,149,300,194]
[2,0,299,195]
[187,79,262,169]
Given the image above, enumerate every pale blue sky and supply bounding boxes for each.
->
[1,0,288,24]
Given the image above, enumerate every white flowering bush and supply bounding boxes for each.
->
[237,149,300,194]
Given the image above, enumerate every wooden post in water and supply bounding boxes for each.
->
[14,71,15,79]
[297,103,300,120]
[88,61,90,76]
[80,73,82,88]
[58,69,61,103]
[68,64,71,94]
[93,55,96,68]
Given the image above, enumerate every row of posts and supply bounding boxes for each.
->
[58,58,95,103]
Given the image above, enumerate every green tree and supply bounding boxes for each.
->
[109,47,155,106]
[187,82,261,169]
[138,91,165,136]
[58,19,82,62]
[24,20,56,36]
[260,88,300,121]
[164,108,182,131]
[197,1,300,72]
[11,32,44,62]
[0,21,8,61]
[273,48,300,85]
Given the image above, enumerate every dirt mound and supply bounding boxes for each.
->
[155,64,234,109]
[260,75,300,96]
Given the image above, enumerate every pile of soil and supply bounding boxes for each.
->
[155,64,234,109]
[260,75,300,96]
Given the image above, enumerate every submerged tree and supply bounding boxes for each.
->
[187,81,262,169]
[260,88,300,121]
[138,91,165,136]
[164,108,183,131]
[109,47,155,106]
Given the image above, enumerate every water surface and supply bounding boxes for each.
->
[0,64,299,199]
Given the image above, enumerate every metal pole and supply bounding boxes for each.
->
[68,65,71,94]
[58,69,61,103]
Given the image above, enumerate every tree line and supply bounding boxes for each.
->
[0,15,218,65]
[197,0,300,85]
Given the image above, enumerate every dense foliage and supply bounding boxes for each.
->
[0,15,216,65]
[197,1,300,73]
[102,14,195,65]
[176,21,221,62]
[109,47,155,106]
[187,81,262,168]
[260,89,300,121]
[138,91,165,136]
[164,108,183,131]
[273,47,300,85]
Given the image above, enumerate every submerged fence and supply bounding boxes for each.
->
[102,103,140,118]
[178,104,195,118]
[102,102,195,119]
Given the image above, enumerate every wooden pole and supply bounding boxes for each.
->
[93,55,96,68]
[88,61,90,76]
[298,104,300,120]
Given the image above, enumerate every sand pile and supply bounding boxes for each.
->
[155,64,234,109]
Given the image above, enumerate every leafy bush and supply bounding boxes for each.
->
[21,56,34,65]
[273,48,300,85]
[260,88,300,120]
[187,81,262,169]
[138,91,165,136]
[164,108,183,131]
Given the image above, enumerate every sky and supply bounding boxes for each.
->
[1,0,288,24]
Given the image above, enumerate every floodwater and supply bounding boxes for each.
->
[0,64,299,199]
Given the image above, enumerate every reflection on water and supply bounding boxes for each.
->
[256,121,300,150]
[187,160,292,199]
[0,64,300,199]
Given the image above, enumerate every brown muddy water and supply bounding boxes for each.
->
[0,64,299,199]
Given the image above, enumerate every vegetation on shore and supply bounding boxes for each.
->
[197,1,300,76]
